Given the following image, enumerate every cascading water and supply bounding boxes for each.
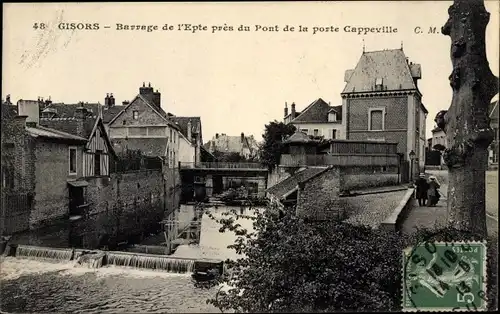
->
[74,251,105,269]
[106,252,195,273]
[15,245,74,262]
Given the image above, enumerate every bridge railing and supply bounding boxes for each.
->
[179,162,267,170]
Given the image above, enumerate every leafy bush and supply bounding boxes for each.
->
[201,202,498,313]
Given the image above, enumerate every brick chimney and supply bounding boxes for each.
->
[215,133,219,139]
[241,132,245,143]
[152,89,161,110]
[187,119,192,140]
[291,102,296,119]
[284,102,288,118]
[105,93,110,107]
[110,93,115,106]
[139,82,156,107]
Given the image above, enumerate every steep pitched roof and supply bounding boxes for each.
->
[102,106,125,124]
[290,98,342,123]
[107,94,180,131]
[342,49,418,94]
[111,137,169,157]
[26,125,87,142]
[169,116,203,143]
[266,167,330,199]
[40,102,101,119]
[39,116,97,139]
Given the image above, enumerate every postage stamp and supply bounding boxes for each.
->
[402,241,488,312]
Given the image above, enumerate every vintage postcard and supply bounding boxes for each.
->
[1,1,498,313]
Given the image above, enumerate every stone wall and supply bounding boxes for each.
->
[30,141,85,228]
[296,167,342,221]
[340,165,400,191]
[86,169,165,216]
[267,166,291,189]
[1,116,32,235]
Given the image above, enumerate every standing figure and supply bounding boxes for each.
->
[427,176,441,207]
[415,173,430,206]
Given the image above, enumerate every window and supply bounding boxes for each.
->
[368,108,385,131]
[313,129,319,136]
[94,150,102,176]
[170,129,173,142]
[133,111,139,120]
[2,166,14,189]
[69,147,77,174]
[328,112,337,122]
[301,129,308,134]
[330,129,337,139]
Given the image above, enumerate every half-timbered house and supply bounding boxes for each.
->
[39,105,117,177]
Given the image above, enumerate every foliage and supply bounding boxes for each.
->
[258,121,296,170]
[200,202,406,312]
[198,201,498,313]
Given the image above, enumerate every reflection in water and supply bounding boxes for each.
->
[0,205,257,313]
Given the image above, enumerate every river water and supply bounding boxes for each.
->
[0,206,256,313]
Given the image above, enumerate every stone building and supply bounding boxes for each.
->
[1,98,89,234]
[341,48,428,178]
[283,98,344,140]
[104,83,183,168]
[204,132,258,160]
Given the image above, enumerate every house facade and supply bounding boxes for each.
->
[169,116,203,165]
[431,127,446,149]
[284,98,344,140]
[105,83,182,168]
[204,132,257,160]
[341,48,428,177]
[38,102,117,177]
[2,100,89,232]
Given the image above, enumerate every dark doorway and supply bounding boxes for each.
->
[69,186,85,216]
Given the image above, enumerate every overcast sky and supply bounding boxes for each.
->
[3,1,499,142]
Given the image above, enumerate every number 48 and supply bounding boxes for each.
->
[33,23,46,30]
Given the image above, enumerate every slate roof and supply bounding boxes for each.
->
[40,102,101,119]
[102,106,125,124]
[342,49,419,94]
[107,94,180,131]
[290,98,342,123]
[169,116,203,143]
[111,137,168,157]
[266,167,330,199]
[26,125,87,142]
[39,116,98,139]
[284,131,315,143]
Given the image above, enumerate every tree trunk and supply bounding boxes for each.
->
[437,0,498,237]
